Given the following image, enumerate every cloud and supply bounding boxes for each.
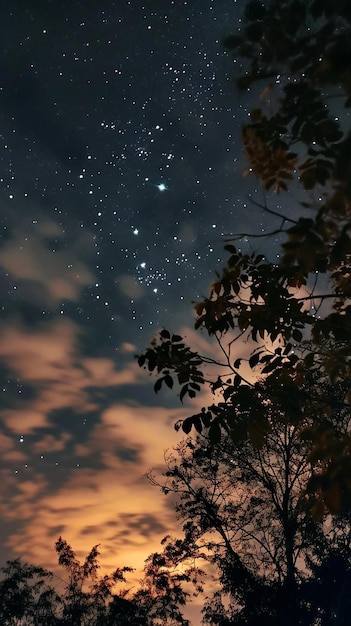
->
[1,409,49,434]
[32,433,72,454]
[0,218,95,306]
[121,342,136,353]
[0,433,27,462]
[2,458,177,576]
[0,397,191,580]
[83,357,140,386]
[0,315,242,613]
[0,312,192,579]
[0,322,219,626]
[0,318,144,434]
[117,274,145,299]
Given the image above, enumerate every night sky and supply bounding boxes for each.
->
[0,0,275,617]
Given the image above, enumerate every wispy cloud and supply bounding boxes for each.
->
[0,218,95,306]
[0,317,144,434]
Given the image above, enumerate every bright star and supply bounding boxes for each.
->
[157,183,167,191]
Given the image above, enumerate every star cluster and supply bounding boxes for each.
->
[0,0,257,341]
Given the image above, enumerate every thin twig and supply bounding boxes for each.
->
[248,196,299,224]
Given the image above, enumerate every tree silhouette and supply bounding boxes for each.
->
[0,540,137,626]
[130,534,204,626]
[54,536,133,625]
[101,594,148,626]
[0,559,60,625]
[148,420,323,624]
[138,0,351,516]
[0,538,200,625]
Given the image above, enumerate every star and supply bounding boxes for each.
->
[157,183,167,192]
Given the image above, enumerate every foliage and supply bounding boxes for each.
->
[0,537,199,626]
[138,329,205,402]
[133,535,204,626]
[301,550,351,625]
[224,0,350,194]
[0,559,59,626]
[54,536,133,625]
[147,415,351,624]
[149,424,321,624]
[138,0,351,516]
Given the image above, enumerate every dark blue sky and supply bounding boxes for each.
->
[0,0,267,350]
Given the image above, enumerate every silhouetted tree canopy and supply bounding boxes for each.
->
[0,538,199,625]
[138,0,351,517]
[148,416,351,624]
[0,542,135,626]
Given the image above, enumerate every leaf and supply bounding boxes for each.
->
[147,356,156,372]
[318,119,342,143]
[171,334,183,343]
[259,354,272,364]
[223,386,234,401]
[189,382,201,392]
[182,417,193,434]
[201,411,212,427]
[164,375,174,389]
[193,415,203,434]
[234,358,242,369]
[292,328,303,342]
[262,356,282,374]
[304,352,315,367]
[211,377,222,393]
[160,329,170,339]
[209,421,221,444]
[178,370,190,385]
[154,378,163,393]
[228,254,239,267]
[180,385,188,403]
[249,352,261,368]
[254,254,265,264]
[137,354,146,367]
[288,354,299,366]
